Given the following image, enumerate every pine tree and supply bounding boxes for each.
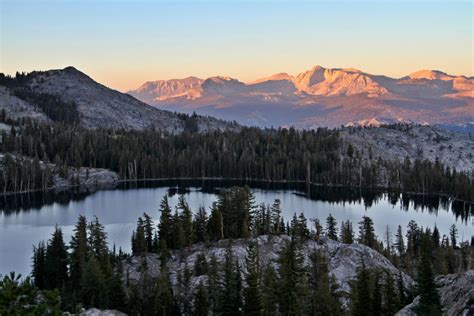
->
[106,263,128,312]
[193,206,209,243]
[194,253,209,276]
[431,225,440,248]
[243,241,263,315]
[449,224,458,248]
[132,216,147,256]
[70,215,88,289]
[371,272,382,316]
[208,202,224,241]
[277,238,305,315]
[358,216,377,249]
[127,264,156,315]
[298,213,310,239]
[308,250,341,315]
[382,270,399,316]
[220,243,242,315]
[88,216,108,262]
[172,210,185,249]
[143,212,154,252]
[81,256,106,309]
[290,212,310,239]
[397,270,407,307]
[340,220,354,244]
[178,195,194,248]
[312,218,324,241]
[460,241,470,271]
[406,220,420,259]
[395,225,405,255]
[193,281,210,316]
[154,267,178,316]
[384,225,392,255]
[32,241,46,289]
[261,264,278,316]
[45,226,69,290]
[325,213,338,241]
[177,260,193,315]
[351,260,372,316]
[158,239,170,268]
[270,198,282,234]
[414,235,442,315]
[239,187,255,239]
[158,195,173,249]
[207,253,222,315]
[253,203,268,236]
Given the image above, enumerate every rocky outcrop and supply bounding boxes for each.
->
[53,167,119,191]
[396,271,474,316]
[68,308,126,316]
[0,153,119,194]
[0,86,50,123]
[292,66,389,97]
[395,297,421,316]
[123,236,412,301]
[131,76,204,102]
[341,124,474,173]
[436,271,474,316]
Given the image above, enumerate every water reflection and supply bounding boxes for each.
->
[1,180,473,277]
[1,179,472,223]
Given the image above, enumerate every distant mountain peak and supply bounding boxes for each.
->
[341,67,362,73]
[206,76,240,83]
[409,69,451,80]
[249,73,294,84]
[293,65,387,96]
[201,76,245,95]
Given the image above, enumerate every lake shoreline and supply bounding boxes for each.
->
[1,183,472,278]
[1,176,473,205]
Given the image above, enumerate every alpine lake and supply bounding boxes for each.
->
[1,179,472,276]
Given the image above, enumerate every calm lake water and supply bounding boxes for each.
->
[1,180,473,276]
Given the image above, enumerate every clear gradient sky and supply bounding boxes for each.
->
[1,0,472,92]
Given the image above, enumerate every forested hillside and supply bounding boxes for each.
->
[0,113,473,201]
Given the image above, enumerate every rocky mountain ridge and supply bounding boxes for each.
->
[0,67,239,132]
[128,65,473,129]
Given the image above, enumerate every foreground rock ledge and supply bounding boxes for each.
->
[396,270,474,316]
[123,235,413,308]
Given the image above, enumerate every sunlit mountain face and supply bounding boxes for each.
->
[128,65,473,129]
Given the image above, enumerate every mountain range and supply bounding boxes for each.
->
[128,65,474,129]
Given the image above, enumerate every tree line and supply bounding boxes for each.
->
[1,116,473,201]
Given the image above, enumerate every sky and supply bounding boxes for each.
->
[0,0,472,92]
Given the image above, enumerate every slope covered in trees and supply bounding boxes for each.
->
[1,114,473,202]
